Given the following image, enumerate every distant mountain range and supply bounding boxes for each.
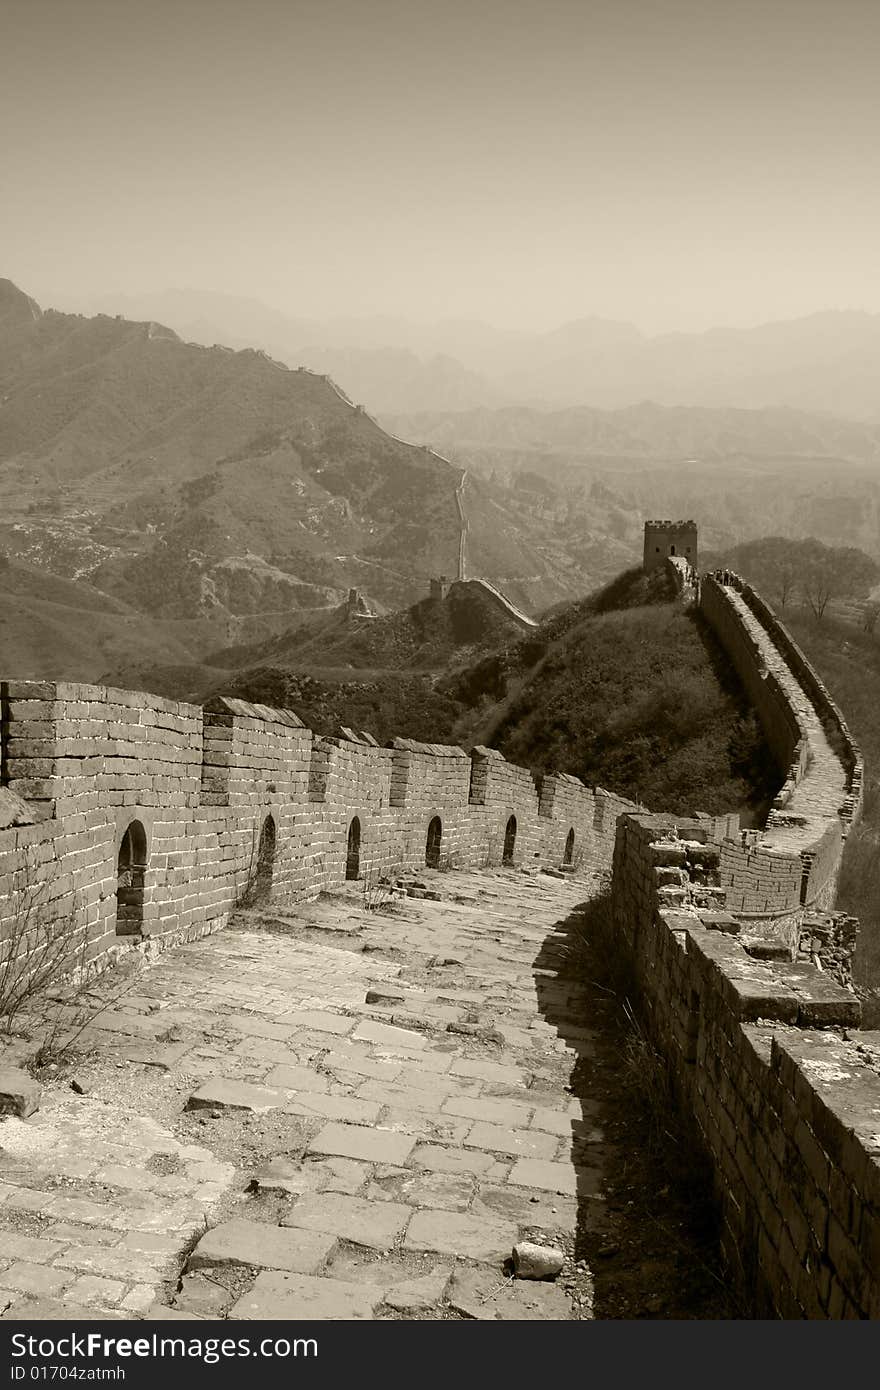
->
[58,286,880,420]
[0,277,463,632]
[0,279,630,682]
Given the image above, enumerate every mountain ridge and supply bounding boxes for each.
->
[51,284,880,419]
[0,280,625,676]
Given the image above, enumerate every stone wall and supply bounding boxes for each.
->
[0,680,639,974]
[610,811,879,1319]
[698,571,862,951]
[665,553,699,604]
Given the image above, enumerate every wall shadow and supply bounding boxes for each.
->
[532,892,736,1319]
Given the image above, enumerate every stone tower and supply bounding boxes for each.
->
[643,519,698,573]
[430,575,450,602]
[346,587,371,620]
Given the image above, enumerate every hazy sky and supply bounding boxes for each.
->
[4,0,880,333]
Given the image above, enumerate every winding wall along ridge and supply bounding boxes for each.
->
[697,569,863,944]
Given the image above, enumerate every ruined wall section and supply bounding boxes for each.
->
[665,554,699,605]
[610,812,879,1319]
[590,787,646,868]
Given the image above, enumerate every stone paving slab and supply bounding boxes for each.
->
[443,1095,534,1127]
[354,1081,460,1115]
[409,1144,510,1180]
[1,1297,108,1321]
[404,1209,519,1263]
[447,1266,571,1320]
[229,1271,382,1320]
[508,1158,579,1195]
[383,1268,453,1312]
[366,1169,475,1211]
[352,1019,428,1050]
[464,1121,560,1160]
[185,1079,287,1113]
[3,1264,71,1297]
[308,1122,416,1166]
[472,1184,578,1231]
[263,1064,329,1093]
[281,1194,412,1250]
[449,1058,528,1087]
[281,1010,357,1035]
[188,1218,336,1274]
[284,1092,383,1125]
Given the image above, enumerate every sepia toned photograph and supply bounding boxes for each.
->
[1,0,878,1350]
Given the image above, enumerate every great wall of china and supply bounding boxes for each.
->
[1,521,878,1318]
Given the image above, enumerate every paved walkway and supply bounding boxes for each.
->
[0,869,608,1321]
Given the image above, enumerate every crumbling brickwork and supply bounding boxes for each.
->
[611,812,879,1319]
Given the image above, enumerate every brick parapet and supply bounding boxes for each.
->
[0,680,638,972]
[610,811,879,1318]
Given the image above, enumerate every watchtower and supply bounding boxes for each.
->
[430,575,450,602]
[643,519,698,573]
[345,587,371,620]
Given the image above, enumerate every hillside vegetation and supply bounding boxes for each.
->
[702,536,878,620]
[206,580,531,674]
[211,567,777,824]
[0,555,215,681]
[466,570,777,818]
